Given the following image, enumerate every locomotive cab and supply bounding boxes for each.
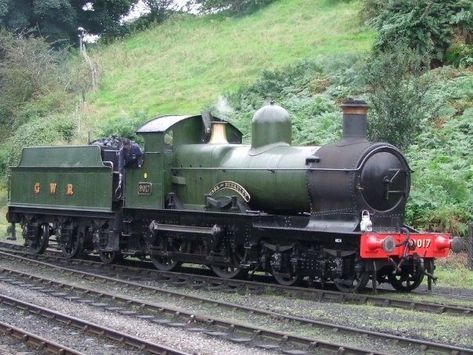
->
[91,136,144,201]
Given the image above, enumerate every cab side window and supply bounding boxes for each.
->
[164,130,173,150]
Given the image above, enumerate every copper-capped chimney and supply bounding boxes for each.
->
[340,99,368,140]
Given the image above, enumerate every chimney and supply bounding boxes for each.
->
[340,99,368,140]
[209,121,228,144]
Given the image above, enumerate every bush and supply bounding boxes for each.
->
[5,115,76,171]
[445,43,473,67]
[364,45,432,151]
[0,30,85,129]
[405,72,473,236]
[364,0,473,65]
[96,114,147,142]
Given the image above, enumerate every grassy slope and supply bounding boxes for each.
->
[85,0,373,131]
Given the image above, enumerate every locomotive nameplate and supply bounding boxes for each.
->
[138,182,152,195]
[208,181,251,202]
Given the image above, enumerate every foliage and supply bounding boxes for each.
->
[0,30,76,128]
[364,0,473,65]
[364,45,432,151]
[359,0,387,22]
[96,114,146,141]
[0,114,76,176]
[192,0,274,15]
[405,71,473,236]
[83,0,139,40]
[0,31,92,177]
[0,0,139,44]
[446,43,473,67]
[127,0,176,32]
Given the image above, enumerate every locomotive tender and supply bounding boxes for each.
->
[7,99,461,292]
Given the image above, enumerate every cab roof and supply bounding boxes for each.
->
[136,115,199,133]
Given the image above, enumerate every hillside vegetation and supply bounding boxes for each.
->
[85,0,373,136]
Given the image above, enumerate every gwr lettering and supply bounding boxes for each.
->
[49,183,57,194]
[66,184,74,196]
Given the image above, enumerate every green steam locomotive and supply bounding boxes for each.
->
[7,100,460,292]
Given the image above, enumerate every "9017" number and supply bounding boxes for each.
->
[412,238,431,248]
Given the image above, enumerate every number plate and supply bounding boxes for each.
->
[138,182,152,195]
[412,238,432,249]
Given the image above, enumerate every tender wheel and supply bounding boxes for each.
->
[58,223,83,259]
[211,245,246,279]
[24,223,49,254]
[99,251,123,264]
[389,265,424,292]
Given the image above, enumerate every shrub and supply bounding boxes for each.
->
[0,30,85,129]
[96,114,147,142]
[445,43,473,67]
[364,45,432,151]
[364,0,473,65]
[405,72,473,236]
[5,114,76,171]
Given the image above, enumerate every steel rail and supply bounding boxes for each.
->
[0,293,187,355]
[1,254,472,354]
[0,320,82,355]
[0,242,471,317]
[0,261,382,355]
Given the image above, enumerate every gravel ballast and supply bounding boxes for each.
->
[0,281,274,355]
[1,258,472,353]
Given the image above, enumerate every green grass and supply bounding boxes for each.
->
[83,0,373,136]
[435,253,473,289]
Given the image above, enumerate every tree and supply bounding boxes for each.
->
[364,45,432,151]
[192,0,274,15]
[0,0,139,44]
[127,0,176,31]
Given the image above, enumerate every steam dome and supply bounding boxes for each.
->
[251,103,291,150]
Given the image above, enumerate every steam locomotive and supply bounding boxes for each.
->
[7,99,461,292]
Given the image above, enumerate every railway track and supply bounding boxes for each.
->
[0,293,186,355]
[0,320,80,355]
[0,242,472,317]
[1,251,472,354]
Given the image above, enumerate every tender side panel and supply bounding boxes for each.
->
[9,167,113,212]
[9,145,114,212]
